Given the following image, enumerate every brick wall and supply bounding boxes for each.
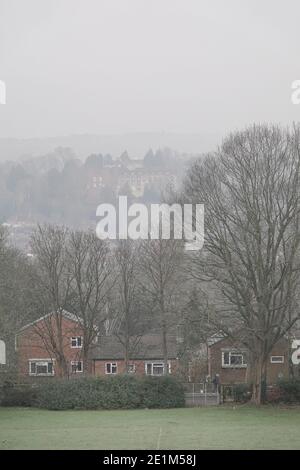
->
[16,315,91,378]
[93,359,178,377]
[209,337,290,385]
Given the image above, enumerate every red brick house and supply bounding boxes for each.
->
[15,311,180,379]
[90,334,179,377]
[207,333,293,386]
[16,311,87,378]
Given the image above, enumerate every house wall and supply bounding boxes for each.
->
[93,359,178,376]
[209,337,290,385]
[16,315,91,378]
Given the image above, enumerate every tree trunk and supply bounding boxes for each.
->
[83,344,89,376]
[251,356,266,405]
[288,332,295,379]
[162,320,168,375]
[57,354,69,378]
[124,335,129,373]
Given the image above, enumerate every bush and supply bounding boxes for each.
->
[36,377,101,410]
[233,384,252,403]
[0,382,36,407]
[141,375,185,409]
[35,375,185,410]
[277,379,300,403]
[265,385,282,403]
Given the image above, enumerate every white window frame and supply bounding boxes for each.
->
[222,351,247,368]
[145,361,171,376]
[70,360,83,373]
[29,359,54,376]
[270,355,284,364]
[105,362,118,374]
[71,336,83,349]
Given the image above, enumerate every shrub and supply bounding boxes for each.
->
[100,375,143,409]
[36,377,102,410]
[0,382,36,407]
[233,384,252,403]
[141,375,185,408]
[266,385,282,403]
[35,375,185,410]
[277,379,300,403]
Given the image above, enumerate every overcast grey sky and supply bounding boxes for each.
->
[1,0,300,140]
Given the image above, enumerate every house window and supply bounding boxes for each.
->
[222,351,247,368]
[29,360,54,376]
[127,364,136,374]
[145,362,171,376]
[105,362,118,374]
[71,361,83,373]
[270,356,284,364]
[71,336,83,348]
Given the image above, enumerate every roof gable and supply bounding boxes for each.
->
[17,310,81,334]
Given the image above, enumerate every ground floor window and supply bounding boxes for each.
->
[270,355,284,364]
[145,362,171,376]
[29,360,54,376]
[71,361,83,373]
[105,362,117,374]
[222,351,247,368]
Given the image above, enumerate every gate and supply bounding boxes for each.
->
[184,382,220,406]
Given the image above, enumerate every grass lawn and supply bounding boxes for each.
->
[0,405,300,450]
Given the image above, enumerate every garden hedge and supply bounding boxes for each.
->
[34,375,185,410]
[0,382,37,407]
[277,379,300,403]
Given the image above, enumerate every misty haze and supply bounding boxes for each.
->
[1,0,300,454]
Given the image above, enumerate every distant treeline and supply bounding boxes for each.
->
[0,147,189,226]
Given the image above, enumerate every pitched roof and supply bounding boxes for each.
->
[90,334,178,360]
[207,332,227,346]
[17,310,81,334]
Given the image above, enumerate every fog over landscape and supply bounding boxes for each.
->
[2,0,300,451]
[1,0,300,144]
[1,0,300,249]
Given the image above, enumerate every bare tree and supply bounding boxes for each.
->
[30,224,72,377]
[183,124,300,404]
[67,230,113,374]
[139,237,185,375]
[110,240,149,372]
[0,227,36,375]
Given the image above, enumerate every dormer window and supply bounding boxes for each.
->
[71,336,83,348]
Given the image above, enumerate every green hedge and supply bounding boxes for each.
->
[141,376,185,408]
[277,379,300,403]
[35,375,185,410]
[0,382,37,407]
[233,384,252,403]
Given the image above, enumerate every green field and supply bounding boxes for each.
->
[0,405,300,450]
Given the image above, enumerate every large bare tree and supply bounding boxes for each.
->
[110,240,149,372]
[184,125,300,404]
[30,224,72,377]
[139,237,185,375]
[67,230,113,373]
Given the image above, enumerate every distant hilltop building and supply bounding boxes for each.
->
[85,148,180,200]
[118,168,177,198]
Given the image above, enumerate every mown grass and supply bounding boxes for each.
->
[0,405,300,450]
